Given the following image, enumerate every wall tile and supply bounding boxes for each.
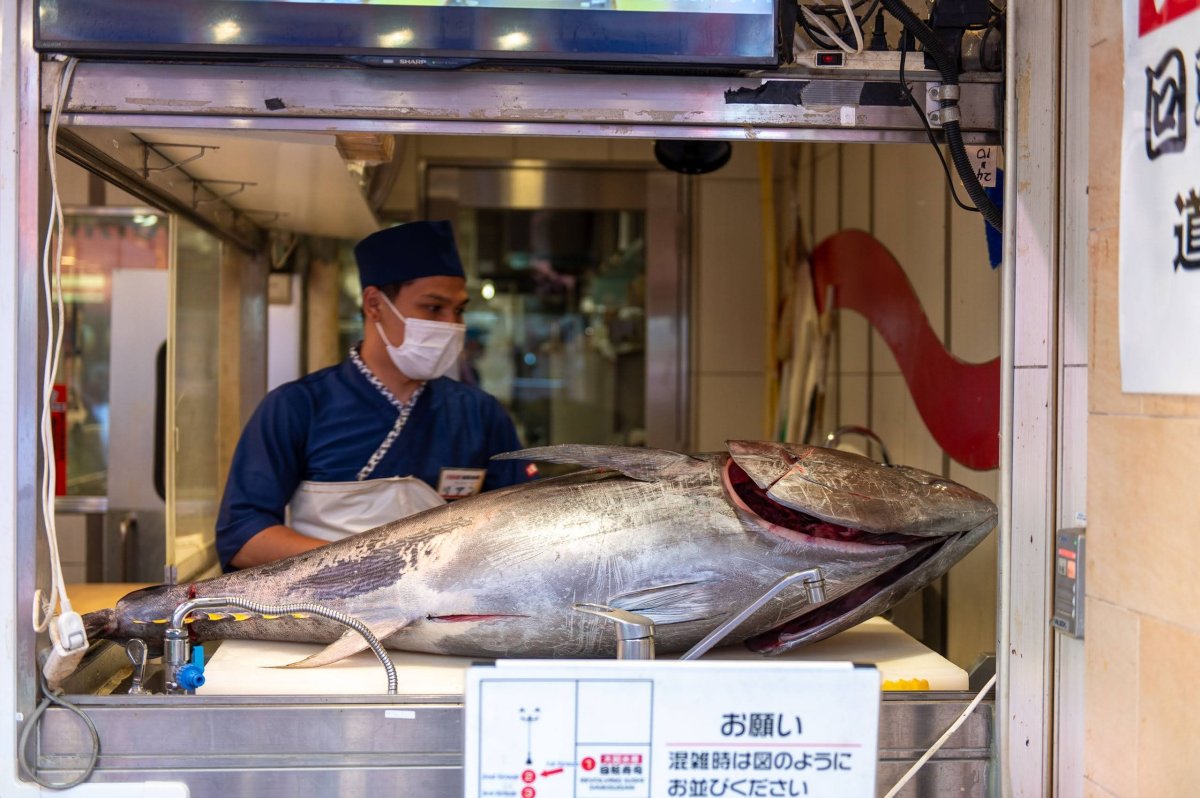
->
[514,136,610,161]
[704,141,762,181]
[871,374,942,474]
[838,311,870,375]
[1089,226,1142,415]
[417,135,516,160]
[1138,616,1200,798]
[838,144,871,232]
[812,143,840,243]
[945,528,997,668]
[695,179,765,374]
[837,374,869,436]
[1084,600,1139,797]
[1087,414,1200,633]
[1059,365,1088,529]
[1082,779,1119,798]
[949,201,1000,364]
[942,462,998,668]
[835,144,872,377]
[1140,393,1200,419]
[1090,0,1120,48]
[1088,38,1123,218]
[694,374,765,451]
[871,144,947,375]
[607,138,657,163]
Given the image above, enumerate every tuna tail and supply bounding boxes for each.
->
[83,607,117,641]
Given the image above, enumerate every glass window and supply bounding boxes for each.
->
[57,210,169,497]
[457,208,647,451]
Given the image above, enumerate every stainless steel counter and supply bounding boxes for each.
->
[36,690,991,797]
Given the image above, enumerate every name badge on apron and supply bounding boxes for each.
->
[437,467,486,500]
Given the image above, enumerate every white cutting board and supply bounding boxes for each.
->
[200,617,967,696]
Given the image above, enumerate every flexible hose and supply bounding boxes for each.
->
[174,598,398,694]
[18,668,101,790]
[878,0,1003,231]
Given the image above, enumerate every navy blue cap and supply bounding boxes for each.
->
[354,220,465,289]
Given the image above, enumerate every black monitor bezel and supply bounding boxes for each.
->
[35,0,781,68]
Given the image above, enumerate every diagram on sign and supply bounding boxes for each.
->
[476,679,654,798]
[519,707,540,765]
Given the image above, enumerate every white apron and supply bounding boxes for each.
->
[287,476,445,543]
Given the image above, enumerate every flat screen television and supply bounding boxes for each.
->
[36,0,780,68]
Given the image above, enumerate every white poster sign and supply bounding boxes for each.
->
[1120,0,1200,393]
[464,660,880,798]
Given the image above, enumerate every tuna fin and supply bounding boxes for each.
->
[493,445,702,483]
[607,577,722,625]
[279,619,409,669]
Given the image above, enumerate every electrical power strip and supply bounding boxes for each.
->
[806,50,915,73]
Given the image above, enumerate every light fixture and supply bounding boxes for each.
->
[653,140,732,175]
[497,31,530,50]
[212,20,242,43]
[481,281,496,301]
[379,29,414,47]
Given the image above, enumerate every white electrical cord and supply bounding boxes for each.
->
[881,673,997,798]
[802,1,865,54]
[32,56,82,642]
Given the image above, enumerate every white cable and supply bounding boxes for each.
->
[882,673,997,798]
[32,56,80,634]
[806,1,864,54]
[840,0,865,53]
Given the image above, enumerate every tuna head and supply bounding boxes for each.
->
[722,440,997,654]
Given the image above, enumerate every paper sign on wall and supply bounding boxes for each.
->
[464,660,880,798]
[1119,0,1200,393]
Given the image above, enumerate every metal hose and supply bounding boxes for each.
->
[172,597,398,694]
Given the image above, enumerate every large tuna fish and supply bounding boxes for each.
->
[83,441,996,663]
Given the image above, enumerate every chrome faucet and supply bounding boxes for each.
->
[825,425,891,466]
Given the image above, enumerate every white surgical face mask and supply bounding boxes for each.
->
[374,295,465,381]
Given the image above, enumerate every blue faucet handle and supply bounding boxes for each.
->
[177,646,206,691]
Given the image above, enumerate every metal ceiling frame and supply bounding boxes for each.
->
[46,59,1002,144]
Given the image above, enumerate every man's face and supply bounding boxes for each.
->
[367,275,468,347]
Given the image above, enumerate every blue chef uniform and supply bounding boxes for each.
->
[215,358,532,571]
[216,220,534,571]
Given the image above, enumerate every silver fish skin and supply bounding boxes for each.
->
[84,441,996,663]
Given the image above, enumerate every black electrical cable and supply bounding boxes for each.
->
[899,39,980,214]
[798,8,841,49]
[18,668,101,790]
[878,0,1003,232]
[797,0,882,52]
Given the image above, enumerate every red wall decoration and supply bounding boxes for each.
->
[810,230,1000,471]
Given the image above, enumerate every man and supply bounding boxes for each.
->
[216,220,534,571]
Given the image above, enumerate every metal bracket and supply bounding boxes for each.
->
[141,143,219,179]
[679,568,827,661]
[192,179,257,208]
[925,83,962,128]
[928,106,962,126]
[927,83,961,102]
[572,603,655,660]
